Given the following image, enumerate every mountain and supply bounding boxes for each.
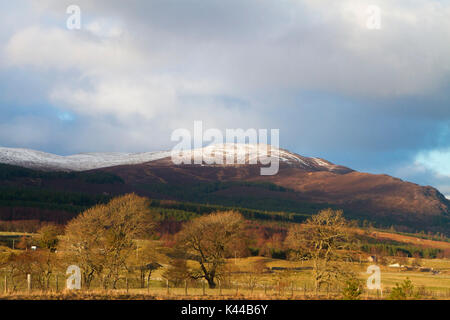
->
[0,147,171,171]
[0,144,448,234]
[0,144,351,173]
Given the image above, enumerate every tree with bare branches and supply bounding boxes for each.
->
[285,208,354,295]
[176,211,245,288]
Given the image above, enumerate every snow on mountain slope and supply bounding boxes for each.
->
[192,143,308,165]
[0,144,353,173]
[0,147,171,171]
[196,143,346,172]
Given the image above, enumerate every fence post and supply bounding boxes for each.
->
[126,277,129,294]
[4,275,7,294]
[185,279,188,296]
[27,274,31,292]
[166,279,169,295]
[218,279,222,296]
[55,274,58,292]
[202,280,206,296]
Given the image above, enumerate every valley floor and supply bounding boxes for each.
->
[1,257,450,300]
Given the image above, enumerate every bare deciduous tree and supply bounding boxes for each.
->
[177,211,245,288]
[128,241,161,288]
[285,208,354,295]
[163,258,190,287]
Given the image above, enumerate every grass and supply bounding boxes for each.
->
[0,231,34,236]
[224,256,450,294]
[1,236,450,299]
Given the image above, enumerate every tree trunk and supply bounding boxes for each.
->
[206,277,216,289]
[146,271,152,290]
[140,268,145,288]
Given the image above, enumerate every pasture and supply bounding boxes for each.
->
[1,255,449,300]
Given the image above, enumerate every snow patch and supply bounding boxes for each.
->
[0,144,347,173]
[0,147,170,171]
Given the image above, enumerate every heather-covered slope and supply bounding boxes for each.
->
[0,145,448,234]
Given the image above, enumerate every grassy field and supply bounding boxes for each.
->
[356,229,450,251]
[1,229,450,300]
[1,255,449,300]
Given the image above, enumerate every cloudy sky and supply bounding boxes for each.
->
[0,0,449,197]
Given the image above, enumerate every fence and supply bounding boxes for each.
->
[1,272,450,299]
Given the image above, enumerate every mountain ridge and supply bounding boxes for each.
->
[0,144,353,174]
[0,144,448,234]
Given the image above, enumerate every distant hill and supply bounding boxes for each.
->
[0,144,448,234]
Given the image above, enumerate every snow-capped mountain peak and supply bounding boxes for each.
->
[0,144,352,173]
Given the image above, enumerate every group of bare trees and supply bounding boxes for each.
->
[61,194,155,289]
[0,194,157,291]
[1,191,356,295]
[0,224,62,291]
[173,208,355,292]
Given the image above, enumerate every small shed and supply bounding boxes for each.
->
[388,263,401,268]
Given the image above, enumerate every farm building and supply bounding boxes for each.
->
[388,263,401,268]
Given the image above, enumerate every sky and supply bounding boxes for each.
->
[0,0,449,197]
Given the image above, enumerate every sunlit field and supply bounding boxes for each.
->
[1,254,449,300]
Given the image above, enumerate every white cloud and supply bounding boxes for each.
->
[4,25,229,122]
[1,0,450,164]
[85,19,124,38]
[6,0,450,101]
[50,77,177,120]
[415,148,450,177]
[4,26,145,75]
[390,154,450,197]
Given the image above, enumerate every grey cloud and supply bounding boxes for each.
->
[0,0,450,193]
